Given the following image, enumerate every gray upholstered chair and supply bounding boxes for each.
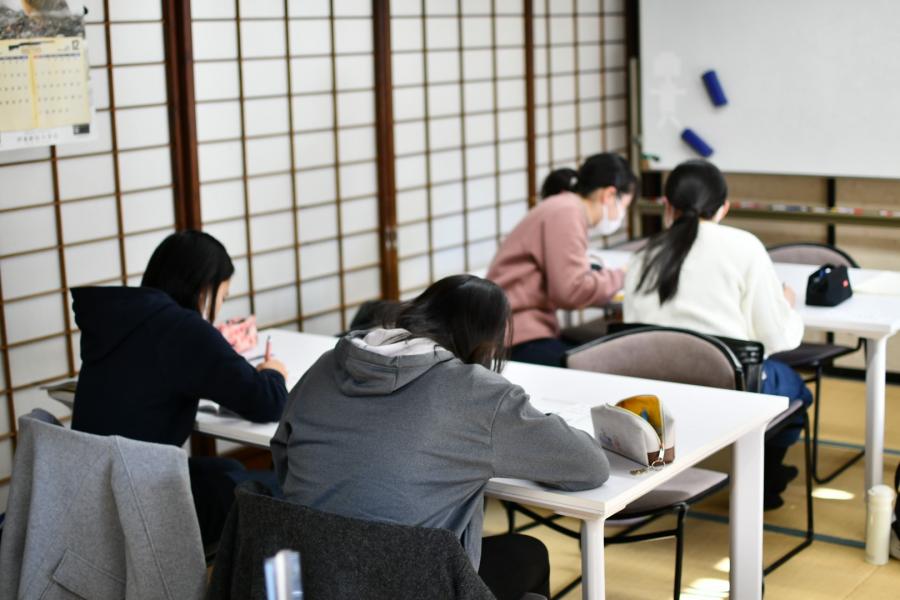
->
[767,242,864,483]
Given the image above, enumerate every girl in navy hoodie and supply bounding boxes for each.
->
[72,230,288,546]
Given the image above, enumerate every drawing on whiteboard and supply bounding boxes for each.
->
[649,52,685,131]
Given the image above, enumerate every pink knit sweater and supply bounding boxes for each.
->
[487,192,625,346]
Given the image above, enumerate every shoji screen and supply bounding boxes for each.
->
[533,0,628,185]
[0,0,177,502]
[191,0,383,336]
[391,0,531,298]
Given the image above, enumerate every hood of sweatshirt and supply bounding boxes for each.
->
[71,286,180,363]
[333,328,456,396]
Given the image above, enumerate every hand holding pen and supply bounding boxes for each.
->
[257,335,289,381]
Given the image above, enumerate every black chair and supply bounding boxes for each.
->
[767,242,865,483]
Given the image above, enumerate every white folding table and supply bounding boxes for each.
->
[596,249,900,493]
[195,329,786,600]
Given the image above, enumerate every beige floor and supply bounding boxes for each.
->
[483,377,900,599]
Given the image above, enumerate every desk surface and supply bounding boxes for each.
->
[598,249,900,339]
[196,329,787,519]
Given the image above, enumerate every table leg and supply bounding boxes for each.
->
[731,424,764,600]
[865,336,887,492]
[581,518,605,600]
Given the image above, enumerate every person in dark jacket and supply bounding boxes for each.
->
[71,230,288,546]
[272,275,610,600]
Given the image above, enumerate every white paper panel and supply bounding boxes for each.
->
[430,182,463,216]
[466,176,497,208]
[194,63,241,101]
[578,72,601,100]
[109,0,161,20]
[550,15,574,43]
[340,196,378,234]
[297,204,338,243]
[125,229,173,276]
[218,296,251,322]
[254,286,299,327]
[204,220,248,258]
[342,232,378,269]
[428,149,462,184]
[252,248,296,290]
[426,51,459,85]
[467,206,498,241]
[334,19,372,54]
[552,104,577,132]
[464,114,494,145]
[393,87,425,120]
[301,276,341,315]
[250,213,295,253]
[300,239,340,278]
[295,132,335,169]
[343,267,380,305]
[201,180,245,222]
[290,57,332,93]
[110,24,164,65]
[391,19,422,52]
[288,0,328,17]
[499,141,526,171]
[461,17,491,47]
[199,141,244,182]
[499,171,527,203]
[339,161,377,198]
[500,200,528,233]
[119,147,172,191]
[248,174,293,214]
[61,197,117,244]
[468,238,497,270]
[535,76,548,105]
[289,20,332,55]
[239,0,283,18]
[550,75,575,103]
[338,127,376,163]
[196,102,242,143]
[337,91,375,127]
[463,81,493,113]
[58,112,113,157]
[432,246,465,278]
[395,188,428,223]
[552,132,577,163]
[496,16,524,45]
[1,252,60,300]
[91,68,110,110]
[292,94,334,131]
[241,21,287,58]
[579,128,604,157]
[577,43,600,71]
[192,0,235,18]
[246,136,291,176]
[577,16,602,43]
[579,101,602,128]
[394,121,426,155]
[428,84,460,117]
[425,19,457,50]
[398,222,429,257]
[462,49,492,80]
[431,213,464,248]
[113,65,168,107]
[5,294,65,345]
[0,206,56,256]
[392,53,424,86]
[533,17,547,45]
[116,106,170,150]
[604,44,626,69]
[336,55,374,90]
[302,311,342,336]
[295,167,336,206]
[496,48,524,77]
[57,155,115,200]
[549,0,574,13]
[604,70,625,96]
[496,79,526,109]
[227,257,251,295]
[550,45,575,73]
[428,117,461,151]
[392,0,421,16]
[242,59,289,97]
[64,239,121,287]
[335,0,371,17]
[399,255,429,291]
[193,22,238,60]
[604,15,625,40]
[498,109,526,140]
[122,188,175,233]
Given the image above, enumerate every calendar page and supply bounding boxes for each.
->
[0,0,91,151]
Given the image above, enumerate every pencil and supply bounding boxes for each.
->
[264,336,272,362]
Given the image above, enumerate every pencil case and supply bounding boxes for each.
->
[591,395,675,467]
[216,315,258,353]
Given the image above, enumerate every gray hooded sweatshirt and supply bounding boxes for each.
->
[271,329,610,567]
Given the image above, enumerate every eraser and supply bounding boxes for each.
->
[681,128,714,157]
[701,70,728,107]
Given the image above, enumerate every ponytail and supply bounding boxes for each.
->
[635,160,727,305]
[540,168,578,199]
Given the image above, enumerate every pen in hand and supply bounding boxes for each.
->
[264,335,272,362]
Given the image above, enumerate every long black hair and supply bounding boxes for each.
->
[635,160,728,304]
[141,230,235,321]
[387,275,511,372]
[540,168,577,199]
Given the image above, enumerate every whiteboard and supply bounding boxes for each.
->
[639,0,900,179]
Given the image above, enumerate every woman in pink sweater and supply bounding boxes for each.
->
[487,153,636,366]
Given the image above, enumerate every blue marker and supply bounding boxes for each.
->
[681,128,714,157]
[701,70,728,107]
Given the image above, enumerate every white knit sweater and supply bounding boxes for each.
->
[624,221,804,355]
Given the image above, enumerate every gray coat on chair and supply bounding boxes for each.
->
[0,416,206,600]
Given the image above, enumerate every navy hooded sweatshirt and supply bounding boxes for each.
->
[71,286,287,446]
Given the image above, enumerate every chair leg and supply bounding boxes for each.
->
[764,413,814,575]
[503,501,516,533]
[810,365,864,484]
[673,505,686,600]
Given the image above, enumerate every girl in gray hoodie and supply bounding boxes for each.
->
[272,274,609,599]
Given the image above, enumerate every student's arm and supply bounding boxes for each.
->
[491,385,609,491]
[743,243,805,354]
[166,314,288,422]
[542,205,625,310]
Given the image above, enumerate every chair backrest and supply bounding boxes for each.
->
[207,484,495,600]
[767,242,858,268]
[566,325,744,391]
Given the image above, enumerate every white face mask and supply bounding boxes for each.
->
[591,197,625,236]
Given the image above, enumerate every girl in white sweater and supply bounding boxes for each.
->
[624,159,812,510]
